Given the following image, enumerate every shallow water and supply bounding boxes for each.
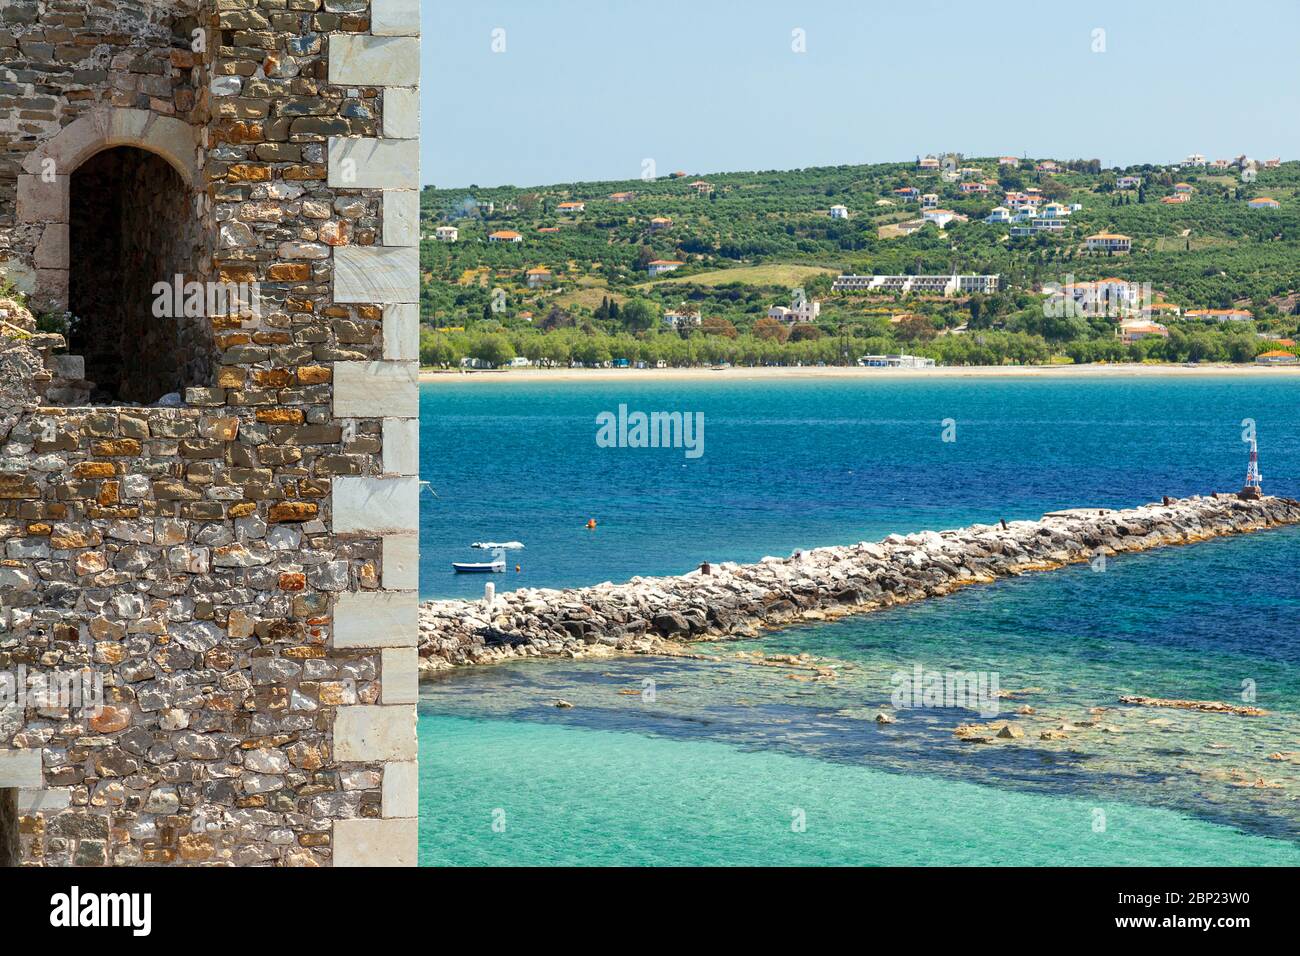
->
[417,377,1300,865]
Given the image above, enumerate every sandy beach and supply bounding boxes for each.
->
[419,363,1299,384]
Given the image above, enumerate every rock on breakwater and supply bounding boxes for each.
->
[417,494,1300,674]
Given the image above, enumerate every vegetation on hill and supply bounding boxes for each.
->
[418,157,1300,367]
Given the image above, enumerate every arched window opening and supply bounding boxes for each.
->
[67,146,206,404]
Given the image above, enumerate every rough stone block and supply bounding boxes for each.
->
[333,591,418,648]
[334,246,419,304]
[382,535,419,590]
[328,35,421,87]
[334,817,417,867]
[382,190,419,247]
[334,361,418,418]
[327,137,418,189]
[333,705,417,762]
[382,647,419,705]
[333,476,419,535]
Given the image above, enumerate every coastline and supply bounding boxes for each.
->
[419,363,1300,384]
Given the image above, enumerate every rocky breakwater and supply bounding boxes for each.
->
[418,494,1300,674]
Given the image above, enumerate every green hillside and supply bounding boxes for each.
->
[417,156,1300,367]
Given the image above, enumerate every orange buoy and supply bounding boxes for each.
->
[586,518,597,530]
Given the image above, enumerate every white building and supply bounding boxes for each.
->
[858,354,936,368]
[985,206,1011,223]
[833,274,999,296]
[922,208,963,229]
[1116,175,1141,190]
[829,204,849,219]
[663,310,701,328]
[434,226,459,242]
[1086,233,1132,254]
[921,193,939,209]
[647,259,684,277]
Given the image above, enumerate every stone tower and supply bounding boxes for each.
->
[0,0,420,865]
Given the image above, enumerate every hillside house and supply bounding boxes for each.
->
[986,206,1012,223]
[1116,175,1142,189]
[829,204,849,219]
[663,309,702,328]
[1118,320,1170,345]
[1184,308,1253,322]
[689,180,714,195]
[1086,232,1132,254]
[525,267,553,288]
[923,208,963,229]
[999,156,1020,167]
[557,201,585,213]
[647,259,684,277]
[649,216,674,230]
[434,226,459,242]
[894,186,921,201]
[921,193,939,209]
[918,156,941,170]
[1248,197,1280,209]
[488,230,524,243]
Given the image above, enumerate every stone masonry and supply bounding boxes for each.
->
[0,0,420,866]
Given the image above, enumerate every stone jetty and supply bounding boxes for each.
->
[418,494,1300,674]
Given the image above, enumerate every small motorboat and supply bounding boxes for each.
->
[452,560,505,573]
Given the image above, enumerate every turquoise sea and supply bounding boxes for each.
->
[416,375,1300,866]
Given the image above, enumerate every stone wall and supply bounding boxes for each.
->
[0,0,421,866]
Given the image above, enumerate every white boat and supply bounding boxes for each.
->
[452,560,506,573]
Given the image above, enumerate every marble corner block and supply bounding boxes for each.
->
[18,788,71,813]
[17,174,69,222]
[382,535,419,590]
[383,417,419,476]
[334,705,417,762]
[382,647,419,705]
[334,246,419,304]
[383,190,420,247]
[383,303,419,360]
[334,817,417,867]
[382,761,418,819]
[333,590,418,648]
[383,87,420,140]
[0,749,42,788]
[332,476,419,535]
[327,137,418,189]
[35,222,70,269]
[328,35,420,87]
[334,361,419,418]
[371,0,421,36]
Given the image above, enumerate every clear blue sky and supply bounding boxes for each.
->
[420,0,1299,188]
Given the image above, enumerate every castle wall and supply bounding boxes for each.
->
[0,0,421,866]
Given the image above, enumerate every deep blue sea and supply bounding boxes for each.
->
[416,375,1300,865]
